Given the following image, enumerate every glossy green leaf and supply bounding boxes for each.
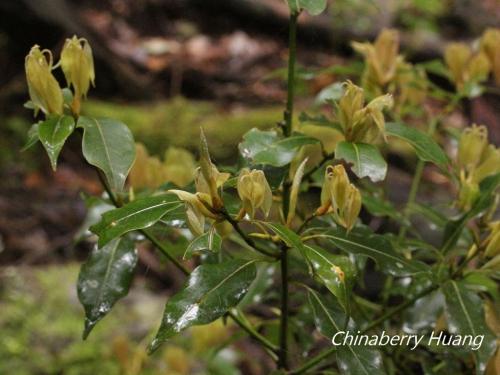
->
[288,0,327,15]
[308,287,347,338]
[184,227,222,259]
[335,141,387,182]
[308,288,385,375]
[77,237,138,339]
[304,245,356,313]
[441,173,500,254]
[149,259,257,353]
[386,122,448,166]
[78,116,135,191]
[442,280,497,375]
[320,227,430,276]
[38,115,75,170]
[22,122,40,151]
[239,128,318,167]
[260,222,307,259]
[91,194,184,247]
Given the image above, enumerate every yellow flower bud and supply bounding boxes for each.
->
[348,93,393,143]
[445,43,472,89]
[318,165,361,231]
[25,45,63,115]
[352,29,399,87]
[343,184,362,231]
[197,129,229,208]
[458,124,488,172]
[445,43,491,90]
[169,190,218,236]
[481,28,500,85]
[194,165,230,196]
[338,81,364,132]
[237,168,272,219]
[458,173,480,211]
[485,221,500,258]
[472,144,500,183]
[287,157,308,226]
[60,35,95,98]
[467,52,491,83]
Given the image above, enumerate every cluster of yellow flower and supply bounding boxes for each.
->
[317,165,361,231]
[25,36,94,116]
[337,81,393,143]
[352,28,427,110]
[445,28,500,90]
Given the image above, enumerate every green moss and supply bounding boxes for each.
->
[83,97,281,160]
[0,264,244,374]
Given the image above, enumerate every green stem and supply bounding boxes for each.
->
[278,11,299,370]
[141,229,190,276]
[279,245,289,369]
[221,209,279,259]
[284,12,298,138]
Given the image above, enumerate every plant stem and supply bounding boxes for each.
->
[141,229,190,275]
[289,284,438,374]
[278,10,299,370]
[221,209,279,259]
[279,244,289,369]
[284,12,298,138]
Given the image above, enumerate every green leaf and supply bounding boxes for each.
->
[304,245,356,313]
[77,237,138,339]
[320,227,430,276]
[442,280,497,375]
[308,288,386,375]
[288,0,327,15]
[308,287,347,338]
[335,141,387,182]
[336,345,386,375]
[239,128,318,167]
[91,194,184,247]
[184,227,222,259]
[386,122,448,166]
[149,259,257,353]
[22,122,40,151]
[38,115,75,170]
[78,116,135,191]
[260,222,306,258]
[441,173,500,254]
